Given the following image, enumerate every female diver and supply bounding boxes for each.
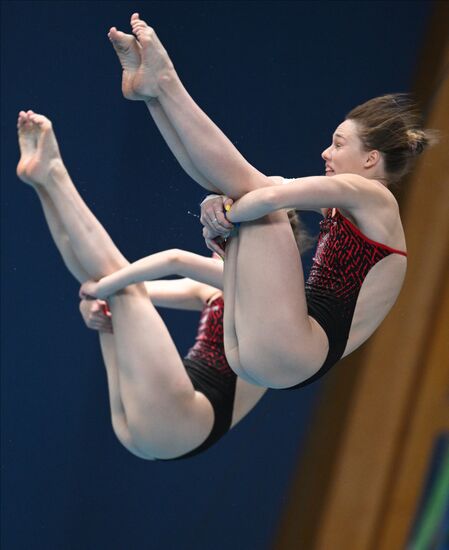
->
[16,110,268,460]
[101,13,435,389]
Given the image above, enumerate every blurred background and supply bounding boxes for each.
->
[2,2,448,549]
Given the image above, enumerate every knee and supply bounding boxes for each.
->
[111,414,155,460]
[237,339,315,389]
[121,390,196,459]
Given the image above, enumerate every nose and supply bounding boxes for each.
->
[321,145,331,161]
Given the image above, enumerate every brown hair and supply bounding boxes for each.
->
[288,209,316,254]
[346,94,438,184]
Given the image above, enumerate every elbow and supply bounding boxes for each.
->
[166,248,185,275]
[262,187,281,213]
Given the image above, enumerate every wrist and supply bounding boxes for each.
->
[200,194,223,206]
[97,276,117,298]
[145,97,159,108]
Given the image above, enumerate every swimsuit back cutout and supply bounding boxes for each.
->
[306,208,406,298]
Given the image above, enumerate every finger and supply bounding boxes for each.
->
[92,318,112,330]
[204,215,230,236]
[90,312,105,322]
[201,201,231,231]
[203,226,218,240]
[96,299,111,314]
[206,238,225,258]
[214,209,234,230]
[90,302,101,313]
[204,226,229,240]
[203,204,227,228]
[223,197,234,209]
[101,302,111,317]
[205,238,219,255]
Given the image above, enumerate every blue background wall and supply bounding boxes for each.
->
[1,2,431,549]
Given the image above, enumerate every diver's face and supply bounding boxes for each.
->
[321,119,367,176]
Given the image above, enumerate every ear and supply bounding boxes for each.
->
[364,150,381,169]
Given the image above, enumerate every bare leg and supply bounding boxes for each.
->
[108,26,219,192]
[17,112,135,447]
[17,111,214,458]
[98,333,150,458]
[17,110,128,280]
[109,14,270,199]
[34,186,90,282]
[231,212,329,388]
[109,18,327,387]
[222,237,260,385]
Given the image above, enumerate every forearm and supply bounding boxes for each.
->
[97,249,223,296]
[226,186,278,223]
[144,280,210,311]
[227,176,347,222]
[157,72,270,199]
[146,99,220,192]
[95,249,179,296]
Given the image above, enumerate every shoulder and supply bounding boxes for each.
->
[334,174,392,198]
[333,174,397,209]
[339,178,404,247]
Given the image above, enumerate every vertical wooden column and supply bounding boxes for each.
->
[313,59,449,549]
[274,4,449,549]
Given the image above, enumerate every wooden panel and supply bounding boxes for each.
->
[274,5,449,549]
[314,48,449,550]
[377,256,449,549]
[274,351,365,549]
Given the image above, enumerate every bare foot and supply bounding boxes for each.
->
[107,26,144,100]
[16,111,65,186]
[129,13,175,98]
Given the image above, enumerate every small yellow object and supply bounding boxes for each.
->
[225,204,231,212]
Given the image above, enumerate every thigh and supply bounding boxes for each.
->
[231,377,267,427]
[223,236,278,385]
[108,286,214,459]
[234,211,328,386]
[98,332,153,459]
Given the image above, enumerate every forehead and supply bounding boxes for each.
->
[333,119,359,139]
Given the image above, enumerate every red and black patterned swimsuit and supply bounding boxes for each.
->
[289,208,407,390]
[170,296,237,459]
[185,295,233,377]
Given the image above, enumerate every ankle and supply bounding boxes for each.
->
[158,68,180,96]
[48,159,68,182]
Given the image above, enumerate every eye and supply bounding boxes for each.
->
[334,143,342,148]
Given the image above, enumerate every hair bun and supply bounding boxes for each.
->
[406,129,425,155]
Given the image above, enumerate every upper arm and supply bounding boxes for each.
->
[269,174,390,213]
[175,252,224,290]
[268,175,323,214]
[145,278,219,311]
